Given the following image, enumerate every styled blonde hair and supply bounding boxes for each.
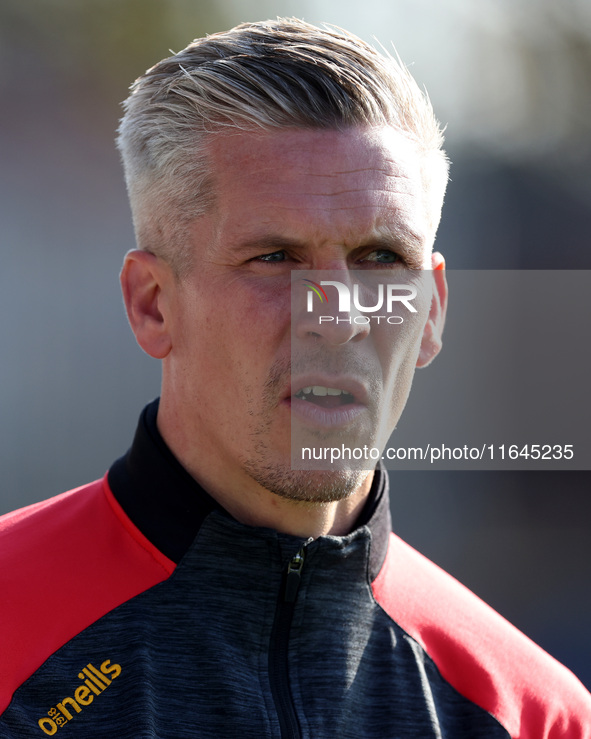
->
[117,18,448,276]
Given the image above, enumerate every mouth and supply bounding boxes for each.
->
[287,377,369,430]
[293,385,356,409]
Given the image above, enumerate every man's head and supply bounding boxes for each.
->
[118,19,449,522]
[117,18,448,278]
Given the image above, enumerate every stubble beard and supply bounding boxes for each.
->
[240,357,377,504]
[244,451,370,504]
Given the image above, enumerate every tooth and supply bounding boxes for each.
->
[303,387,312,394]
[312,386,328,396]
[327,388,342,395]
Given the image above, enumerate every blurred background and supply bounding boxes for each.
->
[1,0,590,688]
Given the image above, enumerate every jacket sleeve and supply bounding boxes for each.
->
[372,533,591,739]
[0,476,175,717]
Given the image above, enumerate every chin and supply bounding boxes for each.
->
[245,462,371,504]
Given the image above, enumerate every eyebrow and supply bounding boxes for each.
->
[235,228,426,265]
[235,235,306,254]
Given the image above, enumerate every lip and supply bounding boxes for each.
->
[285,375,370,430]
[288,375,369,405]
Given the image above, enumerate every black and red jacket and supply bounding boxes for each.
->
[1,400,589,737]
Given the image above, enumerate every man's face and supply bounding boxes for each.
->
[163,127,445,501]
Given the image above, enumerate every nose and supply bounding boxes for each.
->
[293,274,371,345]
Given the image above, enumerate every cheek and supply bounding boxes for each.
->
[376,309,427,371]
[373,307,428,427]
[385,273,433,369]
[174,280,291,380]
[375,325,423,433]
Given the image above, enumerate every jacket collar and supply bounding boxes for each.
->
[108,398,391,579]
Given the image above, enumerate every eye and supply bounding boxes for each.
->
[254,250,287,263]
[359,249,401,265]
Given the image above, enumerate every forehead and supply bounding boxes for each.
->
[206,127,438,256]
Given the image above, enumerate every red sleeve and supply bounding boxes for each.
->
[0,475,175,715]
[372,533,591,739]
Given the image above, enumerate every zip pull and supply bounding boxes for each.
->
[283,539,312,603]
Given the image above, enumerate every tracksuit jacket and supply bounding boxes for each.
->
[1,400,590,737]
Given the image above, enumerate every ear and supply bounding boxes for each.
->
[120,250,173,359]
[416,251,448,368]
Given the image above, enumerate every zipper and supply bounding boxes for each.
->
[284,547,306,603]
[268,541,310,739]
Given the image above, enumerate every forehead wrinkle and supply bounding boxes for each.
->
[258,191,417,202]
[256,198,417,214]
[211,129,434,259]
[252,178,418,199]
[241,162,414,184]
[299,153,417,177]
[226,161,419,204]
[244,196,425,244]
[266,173,414,189]
[305,167,410,178]
[256,172,418,199]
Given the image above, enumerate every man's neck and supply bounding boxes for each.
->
[156,399,374,539]
[201,473,374,539]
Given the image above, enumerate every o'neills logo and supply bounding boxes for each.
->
[37,660,121,735]
[304,279,417,324]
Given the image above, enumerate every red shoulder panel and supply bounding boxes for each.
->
[372,533,591,739]
[0,476,175,715]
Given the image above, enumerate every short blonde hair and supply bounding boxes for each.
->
[117,18,448,276]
